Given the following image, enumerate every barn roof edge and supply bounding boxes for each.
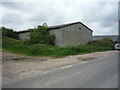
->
[17,22,93,33]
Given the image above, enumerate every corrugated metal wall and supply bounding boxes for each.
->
[49,23,92,46]
[18,32,30,40]
[18,23,92,46]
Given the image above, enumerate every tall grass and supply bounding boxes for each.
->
[2,37,113,57]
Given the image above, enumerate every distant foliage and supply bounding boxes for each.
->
[24,25,55,45]
[1,27,18,39]
[88,37,114,48]
[102,37,114,43]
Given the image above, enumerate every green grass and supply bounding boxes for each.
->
[2,37,114,57]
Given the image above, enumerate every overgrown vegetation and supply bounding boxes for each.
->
[1,26,114,57]
[24,25,55,45]
[88,37,115,48]
[0,27,18,39]
[2,37,114,57]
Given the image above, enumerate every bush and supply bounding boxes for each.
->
[2,37,112,57]
[24,25,55,45]
[2,37,22,47]
[1,27,18,39]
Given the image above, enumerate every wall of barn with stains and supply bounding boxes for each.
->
[49,23,92,46]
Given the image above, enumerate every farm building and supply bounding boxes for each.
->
[17,22,93,46]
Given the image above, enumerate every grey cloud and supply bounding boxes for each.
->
[1,1,118,35]
[2,12,25,25]
[100,21,116,27]
[83,2,117,22]
[2,2,26,12]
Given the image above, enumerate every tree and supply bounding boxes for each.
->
[42,23,48,27]
[24,25,55,45]
[1,27,18,39]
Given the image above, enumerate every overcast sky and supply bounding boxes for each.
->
[1,0,119,35]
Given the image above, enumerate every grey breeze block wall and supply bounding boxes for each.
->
[17,22,93,46]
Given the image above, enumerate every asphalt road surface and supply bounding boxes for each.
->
[3,51,119,88]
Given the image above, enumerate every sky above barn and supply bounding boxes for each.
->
[1,0,119,35]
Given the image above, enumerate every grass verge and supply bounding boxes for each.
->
[2,37,114,57]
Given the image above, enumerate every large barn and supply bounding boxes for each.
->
[17,22,93,46]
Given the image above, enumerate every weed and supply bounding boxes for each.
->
[2,37,114,57]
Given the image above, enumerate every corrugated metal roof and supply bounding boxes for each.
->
[16,30,30,33]
[17,22,93,33]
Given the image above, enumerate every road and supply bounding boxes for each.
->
[3,51,118,88]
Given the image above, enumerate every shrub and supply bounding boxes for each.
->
[1,27,18,39]
[2,37,22,47]
[88,37,114,48]
[24,25,55,45]
[3,37,112,57]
